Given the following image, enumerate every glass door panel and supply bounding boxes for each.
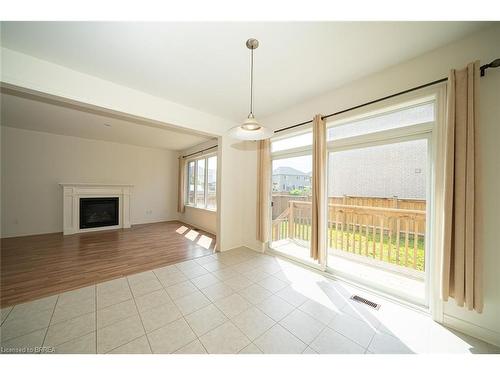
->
[270,154,317,264]
[326,138,428,303]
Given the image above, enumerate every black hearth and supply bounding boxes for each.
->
[79,197,119,229]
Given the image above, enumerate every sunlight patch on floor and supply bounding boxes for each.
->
[175,225,189,234]
[276,258,344,314]
[184,229,199,241]
[197,235,213,249]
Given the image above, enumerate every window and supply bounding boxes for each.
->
[271,131,312,153]
[268,95,439,306]
[207,156,217,210]
[187,161,195,205]
[185,154,217,210]
[196,158,205,207]
[327,102,434,141]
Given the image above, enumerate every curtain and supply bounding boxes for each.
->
[257,139,271,242]
[177,156,186,213]
[311,114,327,263]
[442,61,483,312]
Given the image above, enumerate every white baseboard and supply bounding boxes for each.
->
[242,239,265,253]
[132,217,173,225]
[443,314,500,348]
[177,219,216,236]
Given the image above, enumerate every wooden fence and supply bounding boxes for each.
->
[272,198,426,271]
[272,194,425,219]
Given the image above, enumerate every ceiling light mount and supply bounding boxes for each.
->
[228,38,272,141]
[246,38,259,50]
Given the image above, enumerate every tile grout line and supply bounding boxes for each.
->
[306,324,329,353]
[125,277,154,354]
[177,337,208,354]
[181,297,254,353]
[225,283,297,352]
[280,299,331,346]
[324,321,372,351]
[181,313,211,353]
[365,329,377,352]
[103,275,195,350]
[0,306,14,327]
[43,314,97,350]
[41,294,60,349]
[3,287,98,351]
[233,283,328,353]
[169,256,262,353]
[144,266,201,353]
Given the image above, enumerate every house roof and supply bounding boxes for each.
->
[273,166,310,176]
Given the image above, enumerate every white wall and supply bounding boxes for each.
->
[181,206,216,235]
[1,126,179,237]
[256,25,500,344]
[217,135,245,251]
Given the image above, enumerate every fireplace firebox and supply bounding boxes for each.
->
[79,197,119,229]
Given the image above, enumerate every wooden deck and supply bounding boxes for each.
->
[0,221,215,307]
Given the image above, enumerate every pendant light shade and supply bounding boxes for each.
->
[228,114,273,140]
[228,38,272,141]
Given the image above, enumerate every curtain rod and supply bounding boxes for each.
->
[181,145,218,159]
[274,58,499,134]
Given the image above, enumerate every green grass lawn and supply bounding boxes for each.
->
[275,222,425,271]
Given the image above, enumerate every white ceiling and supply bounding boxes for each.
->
[0,92,213,150]
[1,22,491,123]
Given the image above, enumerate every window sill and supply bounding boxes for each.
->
[184,205,217,213]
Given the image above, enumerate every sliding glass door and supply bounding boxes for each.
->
[267,98,436,305]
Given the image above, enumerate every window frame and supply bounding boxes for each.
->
[266,85,447,316]
[185,152,217,212]
[268,126,321,269]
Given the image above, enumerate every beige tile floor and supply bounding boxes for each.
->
[1,246,499,354]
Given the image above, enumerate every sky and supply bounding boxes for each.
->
[272,155,312,174]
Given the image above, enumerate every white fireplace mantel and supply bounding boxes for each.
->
[59,183,133,235]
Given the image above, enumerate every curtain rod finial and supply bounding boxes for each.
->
[480,58,500,76]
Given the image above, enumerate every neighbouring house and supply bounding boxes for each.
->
[272,166,311,192]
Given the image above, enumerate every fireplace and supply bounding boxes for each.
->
[80,197,119,229]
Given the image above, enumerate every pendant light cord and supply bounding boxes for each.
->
[250,47,254,116]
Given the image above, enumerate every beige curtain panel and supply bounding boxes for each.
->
[177,156,186,213]
[311,114,327,263]
[256,139,271,243]
[442,61,483,313]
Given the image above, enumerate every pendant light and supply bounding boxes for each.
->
[228,38,273,140]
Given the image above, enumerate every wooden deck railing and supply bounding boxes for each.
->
[272,200,426,272]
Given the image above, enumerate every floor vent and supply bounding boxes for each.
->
[350,294,381,310]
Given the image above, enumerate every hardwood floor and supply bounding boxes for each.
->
[0,221,215,307]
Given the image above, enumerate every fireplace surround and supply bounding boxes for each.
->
[59,183,133,235]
